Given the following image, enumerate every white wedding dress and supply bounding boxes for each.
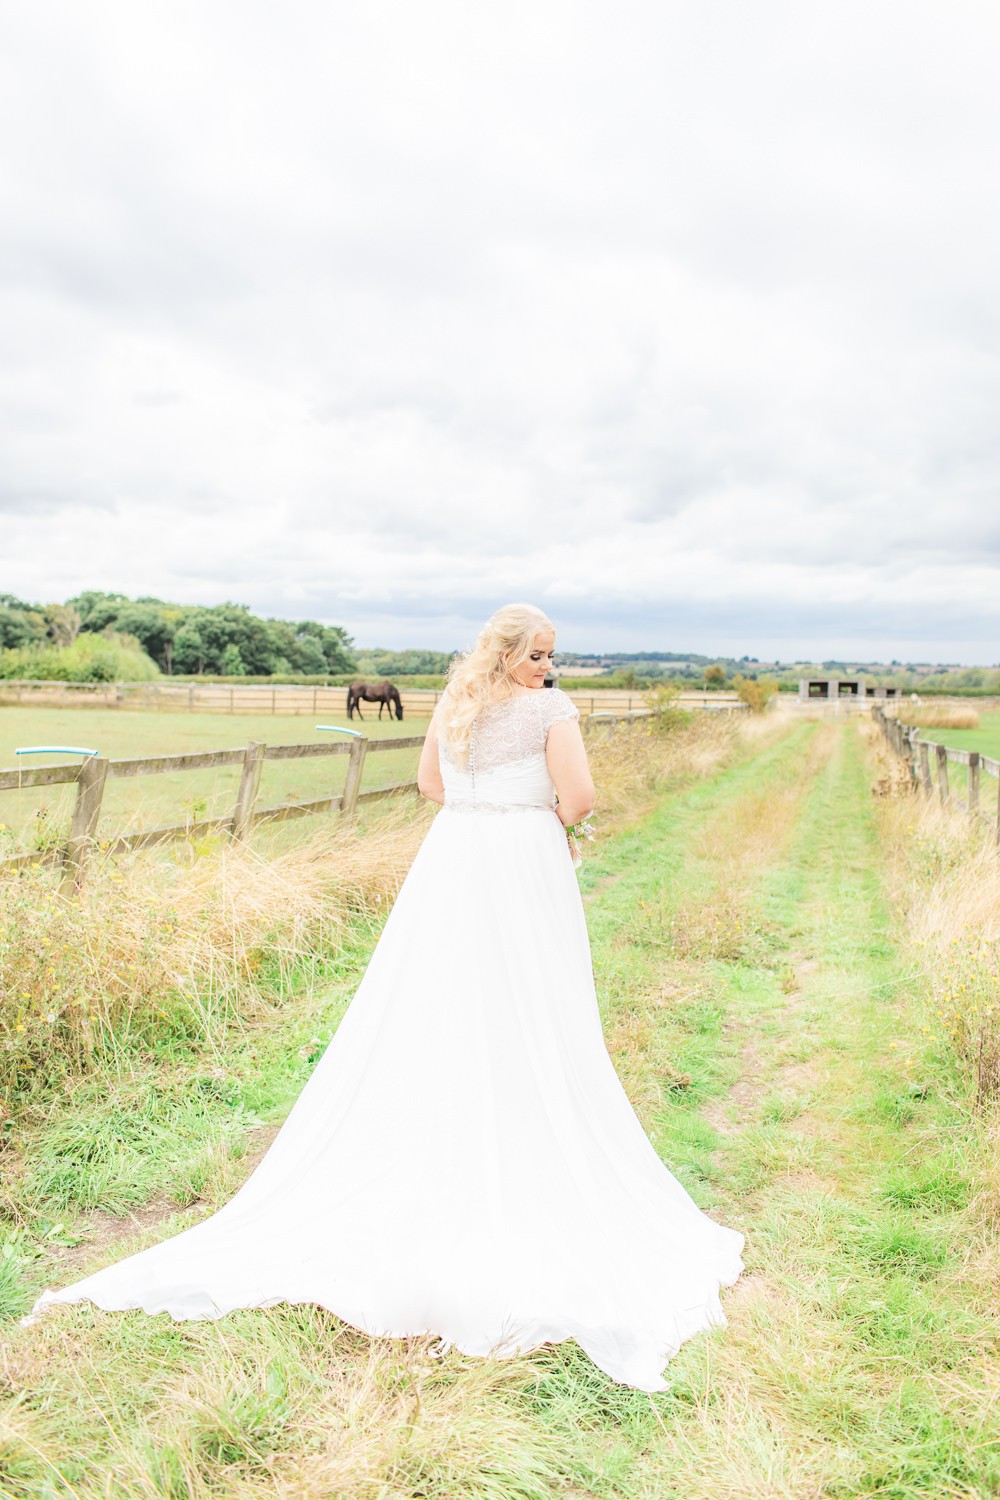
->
[28,688,744,1392]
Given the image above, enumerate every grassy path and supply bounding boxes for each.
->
[590,717,998,1498]
[2,721,998,1498]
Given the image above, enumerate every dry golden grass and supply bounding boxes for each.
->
[662,722,836,968]
[582,707,782,834]
[0,1313,577,1500]
[895,703,981,730]
[7,718,1000,1498]
[2,713,772,1124]
[603,994,695,1117]
[0,796,433,1116]
[865,721,1000,1102]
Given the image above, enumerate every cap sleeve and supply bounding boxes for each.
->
[540,687,580,729]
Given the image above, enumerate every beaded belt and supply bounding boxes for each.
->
[443,801,554,816]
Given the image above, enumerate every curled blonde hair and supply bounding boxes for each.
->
[439,602,555,762]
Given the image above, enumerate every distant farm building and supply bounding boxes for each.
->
[799,678,899,701]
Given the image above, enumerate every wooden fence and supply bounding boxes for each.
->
[0,678,746,718]
[0,733,425,894]
[873,706,1000,846]
[0,706,673,892]
[0,696,753,893]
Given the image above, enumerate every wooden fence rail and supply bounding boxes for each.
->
[0,705,740,892]
[872,706,1000,846]
[0,678,747,719]
[0,734,427,893]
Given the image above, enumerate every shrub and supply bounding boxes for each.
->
[0,632,160,683]
[733,675,777,713]
[642,681,681,710]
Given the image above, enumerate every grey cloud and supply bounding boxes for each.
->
[1,0,999,660]
[0,488,114,518]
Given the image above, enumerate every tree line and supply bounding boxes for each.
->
[1,591,994,693]
[0,592,359,680]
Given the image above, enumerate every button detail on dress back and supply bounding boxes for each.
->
[438,691,580,816]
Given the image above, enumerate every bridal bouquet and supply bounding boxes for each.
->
[565,817,596,870]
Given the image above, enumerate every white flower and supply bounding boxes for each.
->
[45,1012,56,1024]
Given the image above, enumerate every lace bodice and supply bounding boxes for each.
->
[437,688,580,813]
[438,688,580,773]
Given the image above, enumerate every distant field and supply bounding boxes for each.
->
[914,710,1000,810]
[0,707,424,851]
[917,709,1000,762]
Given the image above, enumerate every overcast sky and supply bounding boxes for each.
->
[2,1,998,662]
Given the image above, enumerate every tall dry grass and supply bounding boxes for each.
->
[865,722,1000,1103]
[895,703,980,730]
[0,1310,605,1500]
[1,711,778,1127]
[582,707,775,833]
[0,798,433,1122]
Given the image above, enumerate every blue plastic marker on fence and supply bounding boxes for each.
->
[15,746,99,757]
[315,725,364,738]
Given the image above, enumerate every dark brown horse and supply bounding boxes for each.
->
[347,680,404,720]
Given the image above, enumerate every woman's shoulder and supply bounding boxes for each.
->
[477,687,580,724]
[536,687,580,725]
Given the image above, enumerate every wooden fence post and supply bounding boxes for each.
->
[231,741,265,841]
[968,752,980,817]
[935,743,950,806]
[918,741,932,796]
[60,756,109,896]
[341,736,369,819]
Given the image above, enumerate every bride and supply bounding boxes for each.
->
[28,603,744,1393]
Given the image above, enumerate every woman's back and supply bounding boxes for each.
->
[437,687,580,812]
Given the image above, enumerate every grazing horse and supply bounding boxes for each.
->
[347,680,404,721]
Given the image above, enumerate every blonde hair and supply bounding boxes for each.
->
[439,602,555,762]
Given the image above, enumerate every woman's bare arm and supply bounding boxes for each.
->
[545,719,595,826]
[417,708,445,804]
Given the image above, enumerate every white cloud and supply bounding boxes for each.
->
[2,0,999,661]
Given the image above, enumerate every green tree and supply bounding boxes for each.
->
[108,604,176,672]
[173,623,206,674]
[43,603,82,647]
[25,591,357,678]
[220,643,246,676]
[294,636,328,675]
[70,591,130,631]
[703,663,726,687]
[289,620,357,674]
[0,605,45,649]
[356,647,449,676]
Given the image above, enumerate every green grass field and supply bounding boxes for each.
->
[907,709,1000,812]
[917,708,1000,760]
[2,719,998,1496]
[0,707,426,852]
